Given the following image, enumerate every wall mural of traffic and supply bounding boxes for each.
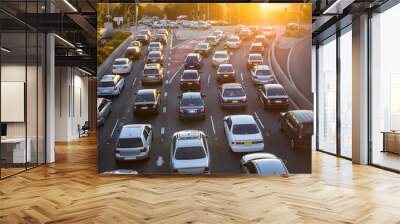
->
[97,3,313,175]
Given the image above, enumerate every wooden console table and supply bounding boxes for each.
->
[382,131,400,154]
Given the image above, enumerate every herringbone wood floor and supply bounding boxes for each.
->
[1,135,399,224]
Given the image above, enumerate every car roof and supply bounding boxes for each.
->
[149,42,161,45]
[222,83,242,89]
[175,130,204,148]
[183,69,199,74]
[101,75,116,81]
[255,65,272,70]
[115,58,128,62]
[254,159,287,174]
[219,63,233,68]
[197,42,209,46]
[289,110,314,124]
[215,50,228,54]
[148,50,161,55]
[229,115,256,124]
[137,89,156,94]
[119,124,145,138]
[187,53,200,57]
[144,63,160,69]
[251,42,263,46]
[182,92,201,98]
[249,53,262,57]
[264,84,283,89]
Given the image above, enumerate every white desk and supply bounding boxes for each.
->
[1,138,31,163]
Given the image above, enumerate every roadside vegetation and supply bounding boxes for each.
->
[97,31,131,65]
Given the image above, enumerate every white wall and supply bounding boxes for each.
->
[54,67,89,141]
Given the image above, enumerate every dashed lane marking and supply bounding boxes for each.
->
[132,78,137,87]
[168,64,184,84]
[210,115,216,135]
[110,118,120,138]
[161,127,165,136]
[164,92,168,98]
[162,106,167,113]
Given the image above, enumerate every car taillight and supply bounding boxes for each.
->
[114,148,120,153]
[133,105,138,110]
[204,167,209,173]
[267,99,272,104]
[284,99,289,103]
[173,169,178,173]
[241,99,247,103]
[153,104,157,108]
[223,99,229,103]
[179,108,184,113]
[232,141,243,145]
[200,108,205,113]
[97,115,103,120]
[138,147,145,152]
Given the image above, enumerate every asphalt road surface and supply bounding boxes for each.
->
[98,25,311,174]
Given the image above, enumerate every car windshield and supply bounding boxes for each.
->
[218,66,233,73]
[207,37,216,41]
[256,37,264,41]
[99,81,114,88]
[136,35,146,39]
[256,69,272,76]
[150,43,159,48]
[182,96,202,106]
[186,56,198,63]
[148,52,160,57]
[114,60,127,65]
[214,53,227,59]
[251,46,263,51]
[232,124,259,135]
[197,44,208,49]
[182,72,198,79]
[144,69,159,74]
[257,160,287,174]
[249,55,262,61]
[228,37,239,42]
[175,146,205,160]
[136,92,155,102]
[117,137,143,148]
[267,88,286,96]
[223,88,245,97]
[126,48,137,54]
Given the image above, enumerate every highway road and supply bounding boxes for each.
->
[98,25,311,174]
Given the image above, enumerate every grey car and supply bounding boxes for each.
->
[97,74,125,97]
[97,98,112,126]
[240,153,289,175]
[115,124,153,161]
[219,83,247,109]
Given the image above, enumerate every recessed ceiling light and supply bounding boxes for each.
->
[1,47,11,53]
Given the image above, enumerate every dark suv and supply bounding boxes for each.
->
[184,53,202,70]
[279,110,313,149]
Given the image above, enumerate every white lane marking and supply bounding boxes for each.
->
[168,64,184,83]
[110,118,120,138]
[210,115,216,135]
[240,72,243,82]
[168,62,171,66]
[169,31,173,49]
[161,127,165,135]
[164,92,168,98]
[254,112,265,129]
[207,74,211,86]
[156,156,164,167]
[162,106,167,113]
[132,78,137,87]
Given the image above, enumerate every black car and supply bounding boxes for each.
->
[178,92,206,120]
[133,89,161,115]
[146,51,164,65]
[129,40,142,49]
[194,42,211,57]
[279,110,314,149]
[259,84,289,109]
[249,43,265,55]
[180,70,201,91]
[135,34,150,45]
[125,46,141,60]
[184,53,202,70]
[216,64,235,84]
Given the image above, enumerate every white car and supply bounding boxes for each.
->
[212,51,230,67]
[112,58,132,74]
[223,115,264,152]
[240,153,288,175]
[115,124,153,161]
[97,74,125,97]
[148,42,163,52]
[171,130,210,174]
[206,35,219,46]
[224,35,241,49]
[212,30,225,41]
[251,65,274,85]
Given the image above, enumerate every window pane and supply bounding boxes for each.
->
[340,28,352,158]
[317,36,337,154]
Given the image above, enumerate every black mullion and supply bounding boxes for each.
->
[25,0,28,171]
[315,44,319,150]
[367,10,373,165]
[0,21,2,179]
[336,26,341,157]
[36,0,39,167]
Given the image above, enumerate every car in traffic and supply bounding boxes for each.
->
[133,89,161,115]
[247,53,264,70]
[251,65,274,85]
[129,40,142,49]
[125,46,141,60]
[262,26,276,39]
[249,42,265,55]
[139,29,152,39]
[224,35,241,49]
[148,42,163,52]
[115,124,153,161]
[235,24,246,34]
[279,110,314,149]
[219,83,247,109]
[180,70,201,91]
[157,28,169,37]
[258,84,289,109]
[97,74,125,97]
[206,35,219,46]
[97,98,112,126]
[223,115,264,153]
[250,25,261,35]
[146,51,164,65]
[171,130,210,174]
[112,58,133,74]
[141,63,164,85]
[184,53,202,70]
[212,51,230,67]
[212,30,225,41]
[194,42,211,57]
[239,29,253,40]
[216,64,235,84]
[178,92,206,120]
[154,33,167,45]
[255,35,268,47]
[135,34,150,45]
[240,153,289,175]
